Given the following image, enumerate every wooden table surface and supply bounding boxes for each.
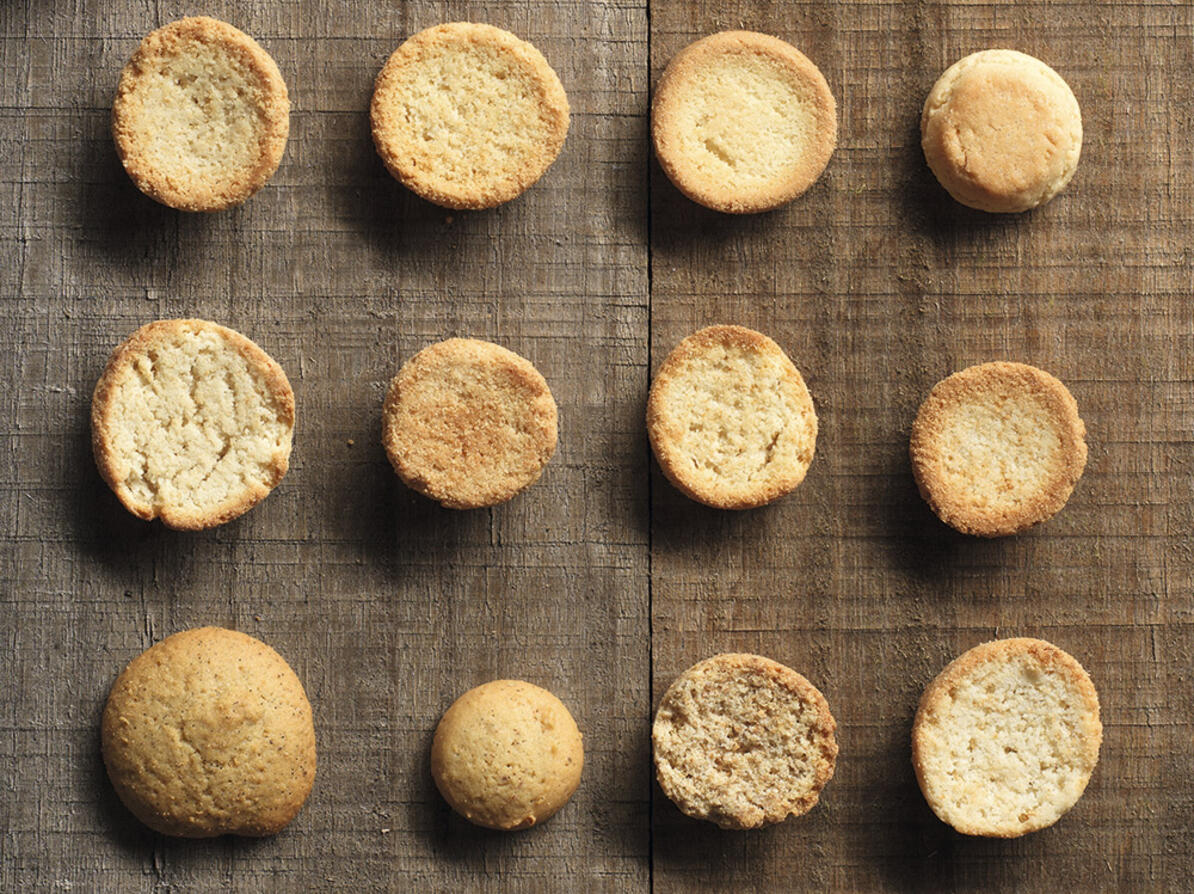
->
[3,0,1191,890]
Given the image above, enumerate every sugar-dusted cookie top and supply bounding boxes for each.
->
[913,637,1102,837]
[653,653,837,830]
[101,626,317,837]
[371,22,570,209]
[91,319,295,530]
[910,361,1086,536]
[648,325,817,509]
[112,16,290,211]
[652,31,836,213]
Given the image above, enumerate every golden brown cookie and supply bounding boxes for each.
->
[909,361,1086,537]
[647,325,817,509]
[382,337,558,509]
[922,49,1082,213]
[912,637,1102,838]
[431,679,584,830]
[652,31,837,213]
[112,16,290,211]
[91,319,295,530]
[101,627,317,837]
[371,22,570,209]
[653,653,837,829]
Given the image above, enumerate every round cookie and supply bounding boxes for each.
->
[382,337,558,509]
[371,22,570,209]
[653,653,837,830]
[431,679,584,830]
[921,49,1082,213]
[101,627,317,838]
[91,319,295,530]
[912,637,1102,838]
[112,16,290,212]
[647,325,817,509]
[652,31,836,213]
[909,361,1086,537]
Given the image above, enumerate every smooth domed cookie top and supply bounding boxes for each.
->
[653,653,838,829]
[112,16,290,212]
[382,337,558,509]
[101,627,317,838]
[371,22,570,209]
[912,637,1102,837]
[431,679,584,831]
[90,318,295,530]
[921,49,1081,213]
[910,361,1086,537]
[652,30,836,213]
[648,325,817,509]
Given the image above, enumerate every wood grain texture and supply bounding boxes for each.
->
[649,1,1194,892]
[0,0,1191,890]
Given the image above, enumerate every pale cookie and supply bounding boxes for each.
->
[647,325,817,509]
[91,319,295,530]
[653,653,837,830]
[922,49,1082,213]
[652,31,837,213]
[371,22,570,209]
[112,16,290,212]
[382,337,558,509]
[909,361,1086,537]
[912,637,1102,838]
[431,679,584,831]
[101,627,317,838]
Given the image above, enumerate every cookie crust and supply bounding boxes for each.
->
[382,338,558,509]
[112,16,290,212]
[653,653,837,829]
[910,361,1086,537]
[91,318,295,530]
[101,627,317,838]
[921,49,1081,213]
[370,22,570,209]
[912,637,1102,838]
[431,679,583,830]
[652,31,837,213]
[647,325,817,509]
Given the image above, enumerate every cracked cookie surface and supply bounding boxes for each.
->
[91,318,295,530]
[101,626,317,837]
[647,325,817,509]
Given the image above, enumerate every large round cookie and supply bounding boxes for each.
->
[652,31,836,213]
[647,325,817,509]
[922,49,1082,213]
[91,319,295,530]
[431,680,584,830]
[101,627,317,837]
[912,637,1102,837]
[371,22,570,209]
[653,653,838,829]
[909,361,1087,537]
[382,337,558,509]
[112,16,290,212]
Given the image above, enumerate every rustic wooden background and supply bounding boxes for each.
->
[1,0,1191,890]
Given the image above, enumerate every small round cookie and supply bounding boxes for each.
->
[909,361,1086,537]
[91,319,295,530]
[653,653,837,830]
[912,637,1102,838]
[371,23,570,209]
[647,325,817,509]
[921,49,1082,213]
[382,338,558,509]
[652,31,837,213]
[101,627,317,838]
[112,16,290,212]
[431,680,584,831]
